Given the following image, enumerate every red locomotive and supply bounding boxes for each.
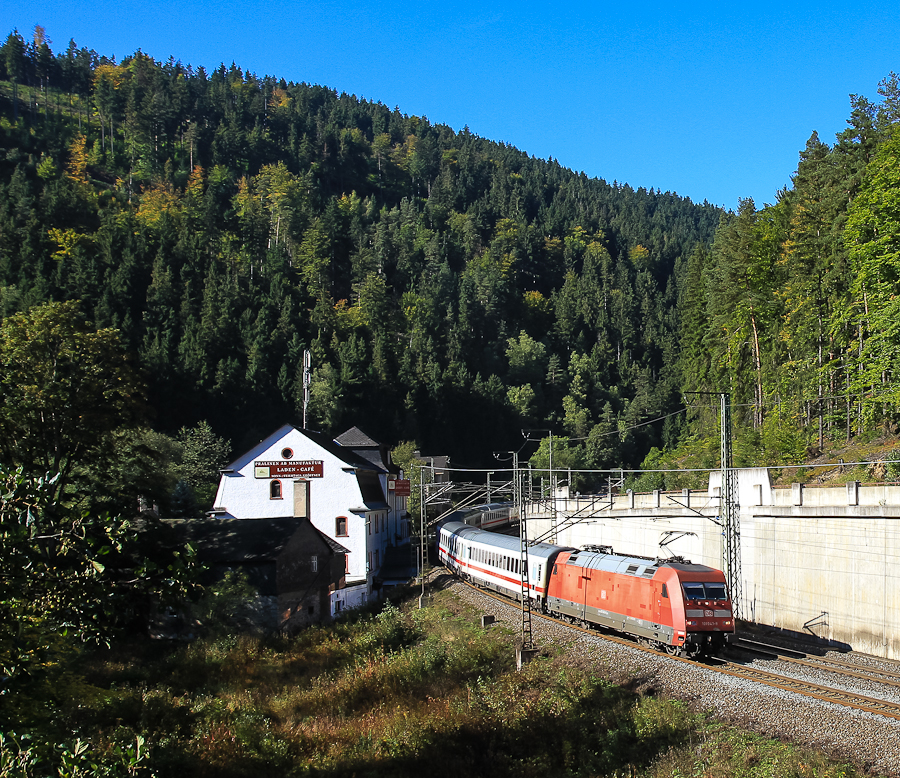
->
[438,521,735,657]
[546,545,734,657]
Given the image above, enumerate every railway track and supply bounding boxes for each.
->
[452,571,900,722]
[731,636,900,685]
[710,657,900,720]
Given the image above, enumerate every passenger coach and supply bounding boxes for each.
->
[437,521,572,604]
[443,502,518,531]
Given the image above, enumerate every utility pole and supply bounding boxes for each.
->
[523,429,555,542]
[720,393,742,618]
[419,462,429,605]
[684,391,742,618]
[496,448,534,653]
[606,469,625,509]
[515,450,534,651]
[549,433,556,544]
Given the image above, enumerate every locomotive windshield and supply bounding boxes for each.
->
[683,582,728,600]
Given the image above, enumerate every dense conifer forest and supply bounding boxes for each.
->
[2,26,900,492]
[0,27,723,481]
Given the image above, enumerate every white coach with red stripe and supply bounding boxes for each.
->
[437,521,574,605]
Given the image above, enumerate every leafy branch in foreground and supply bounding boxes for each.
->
[0,464,197,703]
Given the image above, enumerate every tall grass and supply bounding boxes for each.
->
[2,588,877,778]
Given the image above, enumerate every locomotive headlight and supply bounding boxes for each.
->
[686,620,695,626]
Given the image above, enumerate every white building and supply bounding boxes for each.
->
[211,424,411,610]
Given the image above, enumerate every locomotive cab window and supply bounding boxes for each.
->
[661,583,668,598]
[705,583,728,600]
[682,582,706,600]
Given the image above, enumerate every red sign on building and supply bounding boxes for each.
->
[393,479,411,496]
[254,460,324,478]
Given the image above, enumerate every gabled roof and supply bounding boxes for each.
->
[162,518,349,563]
[336,426,380,448]
[348,448,390,471]
[301,427,386,471]
[318,532,352,555]
[336,426,395,472]
[224,424,384,473]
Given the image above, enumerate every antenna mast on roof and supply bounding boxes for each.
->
[302,349,312,428]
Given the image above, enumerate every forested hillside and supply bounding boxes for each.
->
[676,71,900,473]
[0,28,722,480]
[7,26,900,492]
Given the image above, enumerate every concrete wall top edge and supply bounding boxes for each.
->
[751,506,900,518]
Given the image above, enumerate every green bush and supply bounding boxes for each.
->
[3,588,875,778]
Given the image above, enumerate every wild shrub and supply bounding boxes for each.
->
[0,731,152,777]
[21,589,875,778]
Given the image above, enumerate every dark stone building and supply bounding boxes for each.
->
[165,517,348,631]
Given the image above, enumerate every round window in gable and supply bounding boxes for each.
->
[281,448,293,459]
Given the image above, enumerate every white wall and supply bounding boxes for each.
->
[332,582,369,616]
[214,425,395,592]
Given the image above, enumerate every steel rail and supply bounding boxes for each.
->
[710,660,900,720]
[732,637,900,685]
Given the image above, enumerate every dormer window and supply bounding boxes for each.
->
[270,479,282,499]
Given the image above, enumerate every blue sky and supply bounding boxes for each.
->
[5,1,898,209]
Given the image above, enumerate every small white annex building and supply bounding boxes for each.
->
[211,424,412,612]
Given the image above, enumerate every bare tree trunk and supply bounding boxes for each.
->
[750,312,763,428]
[846,352,851,442]
[818,310,824,450]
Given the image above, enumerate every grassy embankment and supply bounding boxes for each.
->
[1,582,876,778]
